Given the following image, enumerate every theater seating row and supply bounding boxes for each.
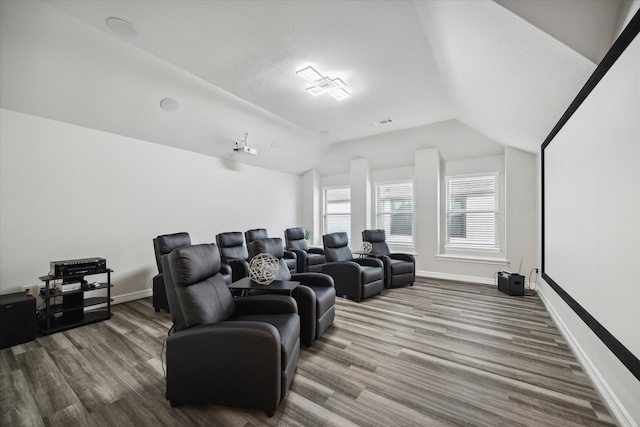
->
[150,227,415,415]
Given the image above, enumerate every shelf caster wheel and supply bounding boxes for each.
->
[155,308,160,312]
[170,400,181,407]
[266,410,275,417]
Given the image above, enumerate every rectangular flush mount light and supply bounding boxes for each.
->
[329,87,350,100]
[297,66,324,83]
[296,66,351,100]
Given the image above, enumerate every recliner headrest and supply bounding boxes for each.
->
[168,244,222,288]
[362,229,386,243]
[323,232,349,248]
[248,237,284,260]
[154,232,191,273]
[245,228,268,244]
[156,232,191,255]
[216,232,244,248]
[285,227,305,241]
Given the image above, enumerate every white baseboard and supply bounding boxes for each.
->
[416,270,495,285]
[84,288,152,312]
[112,288,152,305]
[538,289,635,427]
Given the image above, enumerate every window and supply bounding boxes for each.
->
[375,181,413,244]
[445,173,499,250]
[323,186,351,239]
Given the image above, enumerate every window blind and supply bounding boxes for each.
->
[445,173,498,250]
[375,181,414,244]
[323,187,351,239]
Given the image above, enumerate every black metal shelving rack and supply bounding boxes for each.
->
[38,269,113,334]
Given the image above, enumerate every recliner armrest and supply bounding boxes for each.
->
[291,272,334,288]
[168,321,280,347]
[220,263,232,276]
[289,249,308,273]
[322,261,362,278]
[353,257,384,269]
[308,247,325,255]
[235,294,298,315]
[289,249,307,258]
[152,273,164,287]
[224,258,249,281]
[389,253,415,263]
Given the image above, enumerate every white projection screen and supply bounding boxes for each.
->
[542,12,639,380]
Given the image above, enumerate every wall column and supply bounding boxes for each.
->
[414,148,441,272]
[350,158,371,250]
[301,168,321,245]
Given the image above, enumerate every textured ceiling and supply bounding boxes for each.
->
[0,0,633,175]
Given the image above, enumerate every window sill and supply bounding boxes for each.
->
[436,253,509,265]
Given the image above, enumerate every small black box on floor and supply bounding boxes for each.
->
[497,272,525,296]
[0,292,36,349]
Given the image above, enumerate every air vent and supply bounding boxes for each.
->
[374,118,394,126]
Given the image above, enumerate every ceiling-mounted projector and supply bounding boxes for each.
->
[233,131,258,155]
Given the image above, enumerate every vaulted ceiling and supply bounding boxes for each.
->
[0,0,633,175]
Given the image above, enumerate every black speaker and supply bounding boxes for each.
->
[0,292,36,349]
[498,272,525,296]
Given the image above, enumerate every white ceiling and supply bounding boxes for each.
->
[0,0,633,175]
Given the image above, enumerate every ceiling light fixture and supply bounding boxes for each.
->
[296,66,351,100]
[106,17,138,37]
[233,131,258,155]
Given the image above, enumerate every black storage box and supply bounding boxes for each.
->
[498,272,525,296]
[0,292,36,349]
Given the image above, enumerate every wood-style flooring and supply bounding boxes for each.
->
[1,279,617,426]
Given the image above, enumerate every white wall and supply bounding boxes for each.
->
[505,146,537,281]
[349,158,372,250]
[301,169,321,246]
[414,148,441,274]
[0,109,300,298]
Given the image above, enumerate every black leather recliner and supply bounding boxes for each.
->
[152,232,192,312]
[216,231,250,282]
[248,237,335,347]
[284,227,326,273]
[245,228,297,274]
[362,229,416,288]
[322,232,384,302]
[163,243,300,416]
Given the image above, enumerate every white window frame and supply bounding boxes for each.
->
[375,180,414,245]
[323,186,351,239]
[444,172,500,252]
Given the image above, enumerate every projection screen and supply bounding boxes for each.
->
[542,12,639,380]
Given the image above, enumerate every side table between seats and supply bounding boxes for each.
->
[228,277,299,297]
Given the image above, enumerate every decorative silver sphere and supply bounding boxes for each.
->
[363,241,373,253]
[248,253,280,285]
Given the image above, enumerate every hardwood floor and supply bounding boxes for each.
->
[1,279,617,426]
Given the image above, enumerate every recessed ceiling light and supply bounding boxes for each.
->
[271,139,285,149]
[106,17,138,37]
[160,98,180,112]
